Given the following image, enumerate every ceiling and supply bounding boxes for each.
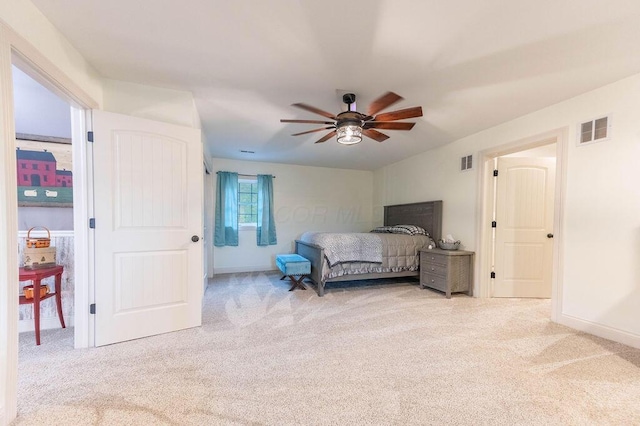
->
[30,0,640,170]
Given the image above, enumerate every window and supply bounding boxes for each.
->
[21,163,26,169]
[238,178,258,227]
[43,176,48,182]
[45,164,50,171]
[32,164,38,170]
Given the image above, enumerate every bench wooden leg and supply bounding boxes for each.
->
[287,275,307,291]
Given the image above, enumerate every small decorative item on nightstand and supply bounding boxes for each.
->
[420,248,474,298]
[437,239,460,250]
[437,233,461,250]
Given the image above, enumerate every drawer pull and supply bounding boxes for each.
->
[431,267,435,271]
[431,279,435,283]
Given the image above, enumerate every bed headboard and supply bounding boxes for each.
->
[384,200,443,241]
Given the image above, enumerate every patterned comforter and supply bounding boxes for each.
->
[299,232,431,281]
[299,232,383,266]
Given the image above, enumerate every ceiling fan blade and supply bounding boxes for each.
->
[374,106,423,122]
[314,131,336,144]
[367,92,403,116]
[281,119,335,125]
[362,129,390,142]
[291,126,334,136]
[315,130,336,143]
[292,103,337,120]
[364,122,415,130]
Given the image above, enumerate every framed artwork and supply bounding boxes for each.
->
[16,134,73,207]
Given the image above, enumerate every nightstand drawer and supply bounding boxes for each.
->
[420,252,447,266]
[420,261,447,277]
[421,273,447,292]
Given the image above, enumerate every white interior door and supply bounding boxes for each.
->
[93,110,203,346]
[493,157,555,298]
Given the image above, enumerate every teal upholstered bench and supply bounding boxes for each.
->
[276,254,310,291]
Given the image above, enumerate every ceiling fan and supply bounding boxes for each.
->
[281,92,423,145]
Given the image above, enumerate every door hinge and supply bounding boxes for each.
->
[87,131,94,142]
[490,272,496,279]
[89,218,95,229]
[493,169,498,177]
[491,221,497,228]
[89,303,96,314]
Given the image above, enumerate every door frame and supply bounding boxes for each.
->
[475,127,568,321]
[0,22,98,425]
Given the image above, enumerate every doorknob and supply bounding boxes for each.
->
[191,235,200,242]
[547,233,554,238]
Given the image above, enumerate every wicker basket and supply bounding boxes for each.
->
[26,226,51,248]
[23,285,49,299]
[438,240,461,250]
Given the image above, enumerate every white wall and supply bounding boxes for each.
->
[103,79,200,129]
[0,0,103,106]
[374,72,640,347]
[374,145,478,247]
[1,2,202,130]
[212,158,374,273]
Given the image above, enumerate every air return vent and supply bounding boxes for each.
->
[579,116,611,145]
[460,154,473,171]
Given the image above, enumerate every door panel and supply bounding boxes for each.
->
[113,132,187,229]
[93,110,202,346]
[493,157,555,298]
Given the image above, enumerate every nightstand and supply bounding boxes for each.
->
[420,248,474,298]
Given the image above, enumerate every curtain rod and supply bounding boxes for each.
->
[216,172,275,179]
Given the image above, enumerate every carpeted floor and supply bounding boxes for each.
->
[13,272,640,425]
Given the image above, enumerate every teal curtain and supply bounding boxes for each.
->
[256,174,277,246]
[214,172,239,247]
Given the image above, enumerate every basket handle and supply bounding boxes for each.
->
[26,226,51,240]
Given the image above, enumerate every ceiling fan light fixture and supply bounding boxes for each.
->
[336,122,362,145]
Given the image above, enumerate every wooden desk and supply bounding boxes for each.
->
[19,265,66,345]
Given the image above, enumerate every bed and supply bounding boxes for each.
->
[295,200,443,296]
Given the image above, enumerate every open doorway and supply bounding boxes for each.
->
[1,28,98,422]
[13,65,76,346]
[476,128,567,319]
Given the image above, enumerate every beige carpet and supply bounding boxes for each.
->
[13,272,640,425]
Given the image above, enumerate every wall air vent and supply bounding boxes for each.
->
[578,115,611,146]
[460,154,473,171]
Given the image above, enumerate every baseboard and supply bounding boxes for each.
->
[18,316,74,333]
[558,313,640,350]
[213,266,277,275]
